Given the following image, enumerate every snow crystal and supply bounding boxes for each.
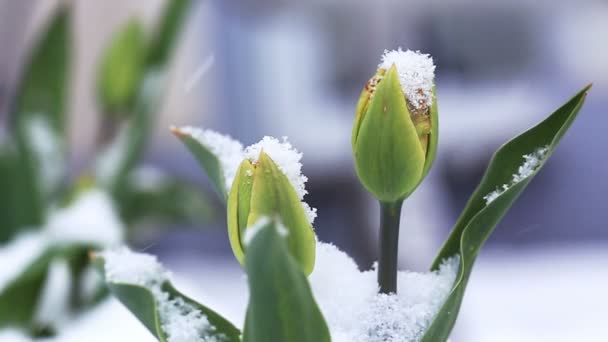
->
[244,136,317,223]
[172,126,317,224]
[46,189,124,247]
[378,48,436,110]
[310,242,459,342]
[172,126,244,191]
[483,146,549,204]
[101,248,223,342]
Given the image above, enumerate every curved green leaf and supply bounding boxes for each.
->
[96,259,240,341]
[9,6,71,225]
[173,131,230,201]
[421,84,591,342]
[243,219,330,342]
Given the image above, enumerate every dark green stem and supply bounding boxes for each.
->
[378,200,403,294]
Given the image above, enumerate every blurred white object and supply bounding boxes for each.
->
[457,246,608,341]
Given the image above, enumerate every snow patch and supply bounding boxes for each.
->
[310,242,459,342]
[173,127,317,224]
[0,232,47,293]
[35,259,72,327]
[102,248,223,342]
[0,189,124,292]
[244,136,317,223]
[175,127,244,191]
[483,146,549,204]
[46,189,124,247]
[378,48,435,110]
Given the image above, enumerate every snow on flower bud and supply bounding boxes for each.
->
[352,48,438,202]
[227,151,316,275]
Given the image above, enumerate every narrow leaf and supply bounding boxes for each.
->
[96,254,240,342]
[243,220,330,342]
[9,7,71,225]
[94,0,192,197]
[421,85,591,342]
[172,127,242,202]
[146,0,191,69]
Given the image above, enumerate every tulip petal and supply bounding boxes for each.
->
[354,65,425,202]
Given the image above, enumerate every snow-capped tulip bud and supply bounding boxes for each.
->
[227,152,316,275]
[352,49,438,202]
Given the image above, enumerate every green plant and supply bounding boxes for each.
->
[97,48,590,341]
[0,0,213,336]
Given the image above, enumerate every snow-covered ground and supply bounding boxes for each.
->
[1,245,606,341]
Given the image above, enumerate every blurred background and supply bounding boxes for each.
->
[1,0,607,341]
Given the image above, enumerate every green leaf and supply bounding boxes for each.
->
[173,130,230,201]
[118,168,217,227]
[96,259,240,341]
[9,6,71,225]
[243,219,330,342]
[421,85,591,342]
[96,18,146,114]
[0,244,89,330]
[94,0,192,198]
[146,0,191,69]
[0,145,36,242]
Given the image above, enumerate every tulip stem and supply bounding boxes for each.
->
[378,200,403,294]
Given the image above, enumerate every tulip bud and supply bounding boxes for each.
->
[96,19,145,115]
[227,151,316,275]
[352,49,438,202]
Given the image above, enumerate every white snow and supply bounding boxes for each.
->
[244,136,317,223]
[101,247,223,342]
[483,146,549,204]
[378,48,436,110]
[0,232,47,293]
[172,126,244,191]
[172,126,317,224]
[0,189,124,293]
[34,259,72,327]
[46,189,124,247]
[310,242,459,342]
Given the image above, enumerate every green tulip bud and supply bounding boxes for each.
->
[352,49,438,202]
[96,19,145,115]
[227,152,316,275]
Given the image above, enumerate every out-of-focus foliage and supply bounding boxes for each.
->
[0,0,210,336]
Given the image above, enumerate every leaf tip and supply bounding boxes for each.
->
[169,125,185,138]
